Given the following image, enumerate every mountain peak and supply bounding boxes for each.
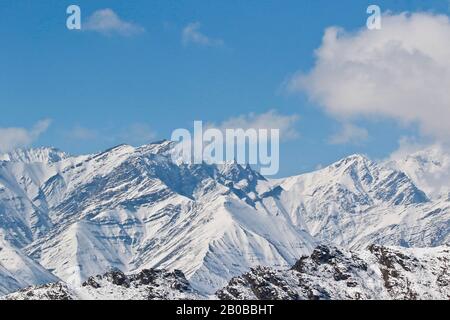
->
[333,154,372,168]
[136,139,177,156]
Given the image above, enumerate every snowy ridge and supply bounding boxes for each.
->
[0,147,67,164]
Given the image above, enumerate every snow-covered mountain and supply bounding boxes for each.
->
[217,244,450,300]
[0,142,315,294]
[0,141,448,297]
[275,154,449,248]
[0,147,67,164]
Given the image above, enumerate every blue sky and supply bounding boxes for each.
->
[1,0,449,177]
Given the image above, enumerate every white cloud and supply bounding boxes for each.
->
[288,12,450,143]
[387,137,427,160]
[69,126,98,140]
[211,110,300,141]
[67,123,156,147]
[329,123,369,145]
[0,119,52,153]
[182,22,224,47]
[386,137,450,198]
[84,9,144,36]
[118,123,156,146]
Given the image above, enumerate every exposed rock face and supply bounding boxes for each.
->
[81,268,198,300]
[2,268,200,300]
[0,282,76,300]
[216,245,450,300]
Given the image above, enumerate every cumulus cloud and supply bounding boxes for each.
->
[68,126,98,140]
[84,9,144,36]
[386,137,450,198]
[118,123,156,146]
[288,12,450,143]
[67,123,156,147]
[210,110,300,141]
[182,22,224,47]
[329,123,369,145]
[0,119,52,153]
[387,137,428,160]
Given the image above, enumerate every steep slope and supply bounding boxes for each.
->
[0,264,21,296]
[275,154,449,248]
[0,237,58,295]
[0,147,72,247]
[217,245,450,300]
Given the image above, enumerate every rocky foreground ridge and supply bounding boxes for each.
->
[3,244,449,300]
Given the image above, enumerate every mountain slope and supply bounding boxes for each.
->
[0,237,58,295]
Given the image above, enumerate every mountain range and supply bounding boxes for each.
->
[0,141,448,298]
